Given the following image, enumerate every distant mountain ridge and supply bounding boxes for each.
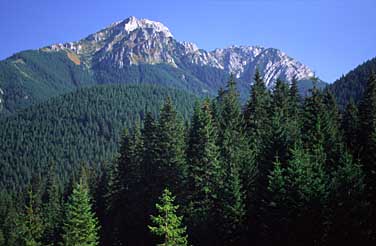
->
[0,16,322,115]
[45,16,314,87]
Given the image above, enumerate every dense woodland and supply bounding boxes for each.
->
[0,84,196,191]
[1,70,376,245]
[330,57,376,108]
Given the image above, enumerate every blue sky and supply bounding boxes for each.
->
[0,0,375,82]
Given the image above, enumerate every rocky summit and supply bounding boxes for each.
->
[45,16,314,88]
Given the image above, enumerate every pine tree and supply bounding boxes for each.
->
[148,188,188,246]
[327,151,366,245]
[288,76,302,145]
[142,112,159,203]
[265,157,288,245]
[322,89,343,171]
[266,78,291,164]
[41,163,63,246]
[185,99,222,244]
[18,188,44,246]
[155,97,186,196]
[141,112,160,244]
[216,76,249,243]
[358,73,376,189]
[105,129,130,212]
[358,72,376,240]
[302,82,325,150]
[243,69,271,149]
[286,143,328,245]
[342,99,359,155]
[61,178,100,246]
[219,165,246,244]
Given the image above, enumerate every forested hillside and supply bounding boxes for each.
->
[0,50,206,115]
[0,48,324,116]
[330,57,376,108]
[0,50,96,115]
[1,72,376,245]
[0,84,196,191]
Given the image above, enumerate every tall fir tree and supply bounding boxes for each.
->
[155,97,186,197]
[302,82,326,151]
[322,89,343,171]
[243,69,272,149]
[148,188,188,246]
[327,151,366,245]
[216,75,248,244]
[286,142,328,245]
[61,178,100,246]
[288,76,302,145]
[265,158,288,245]
[41,163,63,246]
[342,99,360,156]
[18,188,44,246]
[185,99,222,244]
[358,72,376,240]
[358,73,376,188]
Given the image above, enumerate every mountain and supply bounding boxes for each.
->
[0,16,324,115]
[0,83,196,190]
[330,57,376,108]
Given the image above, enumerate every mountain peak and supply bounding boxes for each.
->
[117,16,173,38]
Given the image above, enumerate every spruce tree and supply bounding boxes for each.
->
[327,151,366,245]
[61,178,100,246]
[322,89,343,171]
[155,97,186,197]
[342,99,359,155]
[41,163,63,246]
[265,158,288,245]
[286,143,328,245]
[216,76,248,244]
[18,188,44,246]
[148,188,188,246]
[358,73,376,189]
[141,112,160,243]
[358,72,376,240]
[185,99,222,244]
[243,69,271,148]
[302,83,325,150]
[288,76,302,145]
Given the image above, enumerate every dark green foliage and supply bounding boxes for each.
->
[358,73,376,240]
[17,189,44,246]
[185,100,222,244]
[0,50,96,115]
[358,73,376,189]
[326,152,366,245]
[285,143,328,245]
[41,164,63,246]
[330,56,376,108]
[342,99,360,154]
[216,76,248,244]
[148,188,188,246]
[1,72,376,245]
[244,69,272,147]
[61,178,100,246]
[155,97,187,195]
[0,84,196,190]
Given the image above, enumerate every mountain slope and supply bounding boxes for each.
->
[0,16,323,115]
[330,57,376,108]
[0,84,196,190]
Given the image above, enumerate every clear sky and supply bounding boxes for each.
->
[0,0,375,82]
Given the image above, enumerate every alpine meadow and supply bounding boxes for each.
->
[1,1,376,245]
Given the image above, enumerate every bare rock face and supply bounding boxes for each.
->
[45,16,314,88]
